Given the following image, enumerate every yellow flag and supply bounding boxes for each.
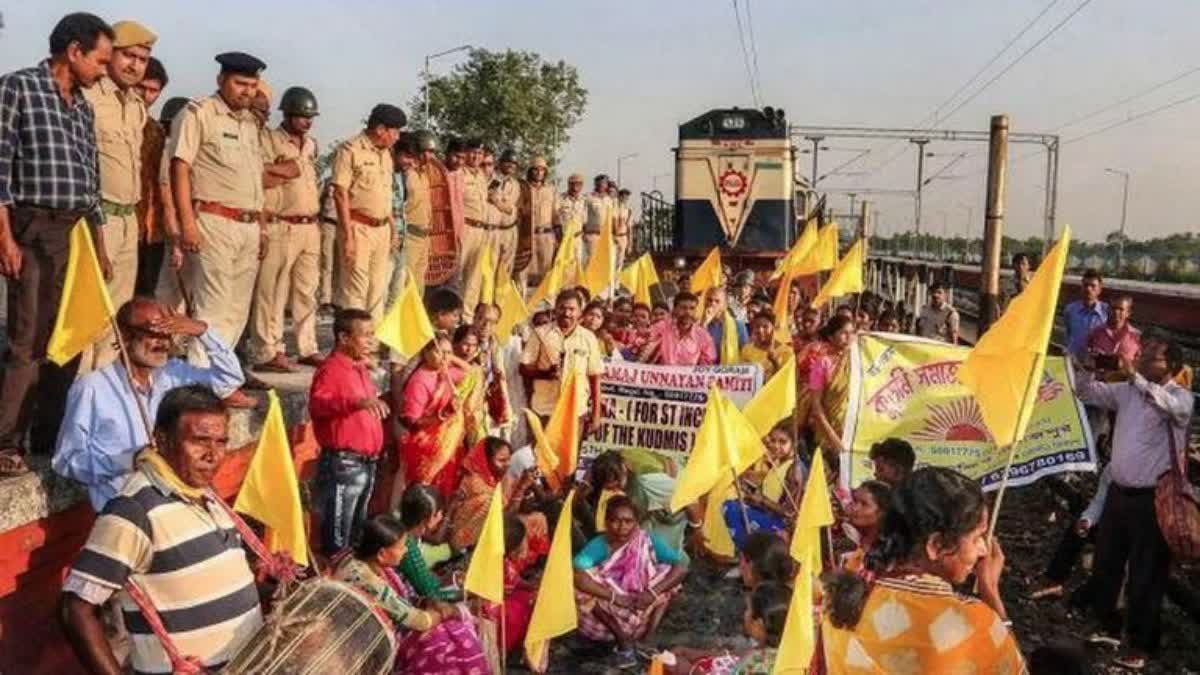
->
[529,224,578,310]
[478,243,497,305]
[771,218,818,280]
[376,275,435,359]
[959,226,1071,448]
[690,247,723,296]
[234,390,308,566]
[524,490,579,670]
[525,409,559,478]
[620,254,660,306]
[583,214,617,296]
[701,473,738,559]
[720,310,740,364]
[793,222,839,276]
[743,356,797,437]
[539,369,585,491]
[811,238,866,308]
[773,451,835,674]
[647,655,666,675]
[670,386,766,512]
[495,278,529,342]
[463,485,505,603]
[772,266,796,345]
[47,220,116,365]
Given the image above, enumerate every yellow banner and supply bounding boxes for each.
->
[842,333,1096,491]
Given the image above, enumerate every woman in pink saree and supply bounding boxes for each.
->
[573,495,689,669]
[398,335,468,499]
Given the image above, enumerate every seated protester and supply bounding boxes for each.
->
[395,334,470,499]
[54,297,245,511]
[451,325,491,445]
[471,302,513,436]
[840,480,891,573]
[427,287,464,332]
[623,302,655,358]
[445,437,549,568]
[854,305,875,333]
[577,450,693,560]
[61,386,264,675]
[612,296,634,326]
[651,300,671,325]
[395,485,461,602]
[738,531,795,590]
[573,496,689,669]
[334,515,489,674]
[703,287,748,363]
[639,291,717,366]
[723,427,807,552]
[868,437,915,486]
[499,514,536,655]
[666,582,790,675]
[746,291,771,324]
[740,310,791,379]
[821,467,1023,674]
[582,299,607,333]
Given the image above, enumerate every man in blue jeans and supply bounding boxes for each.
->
[310,308,388,552]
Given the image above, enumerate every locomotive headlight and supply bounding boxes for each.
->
[674,256,688,270]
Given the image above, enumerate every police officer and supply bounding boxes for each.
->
[168,52,266,407]
[582,173,612,268]
[82,20,157,372]
[613,187,634,273]
[151,96,190,314]
[556,173,587,262]
[490,148,520,277]
[331,104,405,323]
[461,146,509,321]
[400,130,436,298]
[520,156,557,288]
[250,86,322,372]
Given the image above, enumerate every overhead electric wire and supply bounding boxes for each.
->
[1050,64,1200,132]
[1064,89,1200,145]
[744,0,764,103]
[731,0,762,107]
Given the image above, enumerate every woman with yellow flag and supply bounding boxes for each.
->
[395,334,470,499]
[820,467,1024,674]
[805,314,855,475]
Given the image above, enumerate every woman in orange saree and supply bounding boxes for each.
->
[398,335,468,500]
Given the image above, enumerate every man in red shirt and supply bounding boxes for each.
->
[310,308,389,553]
[1087,295,1141,374]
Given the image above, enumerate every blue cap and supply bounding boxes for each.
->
[215,52,266,76]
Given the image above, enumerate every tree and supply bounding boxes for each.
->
[410,49,588,167]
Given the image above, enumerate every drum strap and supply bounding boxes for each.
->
[122,494,301,675]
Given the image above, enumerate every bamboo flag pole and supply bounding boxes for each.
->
[729,466,754,534]
[110,317,156,443]
[983,356,1045,542]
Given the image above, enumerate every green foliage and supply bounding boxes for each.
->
[315,140,341,182]
[409,49,588,169]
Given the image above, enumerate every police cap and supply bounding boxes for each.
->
[279,86,319,117]
[531,156,548,169]
[111,20,157,49]
[367,104,407,130]
[215,52,266,77]
[498,149,518,165]
[568,173,584,183]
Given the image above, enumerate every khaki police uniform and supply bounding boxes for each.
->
[521,181,558,286]
[331,132,394,322]
[318,184,338,305]
[250,126,321,362]
[82,76,147,371]
[152,115,186,314]
[460,168,510,321]
[169,94,265,365]
[402,163,432,299]
[519,323,604,418]
[582,191,612,268]
[556,192,586,264]
[613,200,633,272]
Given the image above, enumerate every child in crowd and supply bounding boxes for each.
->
[664,582,791,674]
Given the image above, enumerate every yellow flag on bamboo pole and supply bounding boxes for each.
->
[690,247,723,296]
[701,474,738,558]
[620,254,660,306]
[811,238,866,308]
[234,390,308,566]
[720,310,740,364]
[495,278,529,342]
[771,266,796,345]
[46,220,116,365]
[377,275,435,359]
[463,485,505,603]
[583,216,616,296]
[532,369,585,491]
[478,243,497,305]
[670,386,765,512]
[524,490,579,670]
[743,356,797,437]
[793,222,839,276]
[773,451,835,674]
[958,226,1071,448]
[771,218,818,280]
[529,224,578,310]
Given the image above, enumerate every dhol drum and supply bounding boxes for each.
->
[225,579,396,675]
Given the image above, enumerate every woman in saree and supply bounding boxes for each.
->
[577,449,694,561]
[451,324,490,445]
[839,480,890,574]
[333,514,490,674]
[821,467,1025,675]
[445,436,549,566]
[397,334,469,499]
[721,424,807,551]
[807,314,854,476]
[574,496,689,669]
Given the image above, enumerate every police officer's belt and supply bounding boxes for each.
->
[406,224,429,237]
[534,226,556,235]
[467,219,514,232]
[279,214,319,225]
[195,201,260,223]
[349,210,389,227]
[101,200,137,218]
[583,228,601,236]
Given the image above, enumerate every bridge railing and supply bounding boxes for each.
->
[633,191,674,258]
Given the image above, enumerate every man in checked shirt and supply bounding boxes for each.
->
[0,13,114,476]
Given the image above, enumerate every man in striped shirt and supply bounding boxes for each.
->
[60,385,263,674]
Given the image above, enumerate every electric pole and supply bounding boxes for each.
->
[1105,168,1130,273]
[911,138,930,258]
[981,115,1009,331]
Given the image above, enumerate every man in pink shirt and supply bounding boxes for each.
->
[638,291,717,366]
[1087,295,1141,374]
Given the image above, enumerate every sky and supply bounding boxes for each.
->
[4,0,1199,244]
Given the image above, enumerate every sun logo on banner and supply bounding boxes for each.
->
[1037,371,1065,403]
[912,398,991,443]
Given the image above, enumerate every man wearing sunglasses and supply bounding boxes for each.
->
[52,296,245,511]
